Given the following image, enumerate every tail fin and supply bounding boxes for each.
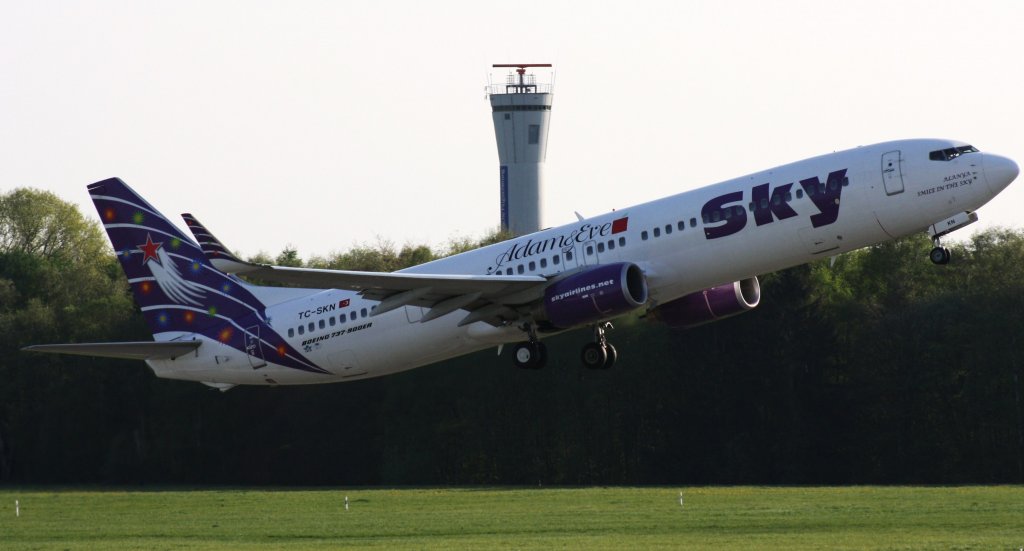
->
[89,178,268,339]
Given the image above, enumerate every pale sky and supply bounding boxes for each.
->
[2,0,1022,259]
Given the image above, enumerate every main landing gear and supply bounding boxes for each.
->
[581,322,618,370]
[512,322,547,370]
[929,236,951,265]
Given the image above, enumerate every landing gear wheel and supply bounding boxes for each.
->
[603,343,618,369]
[513,341,546,370]
[929,246,950,265]
[581,342,608,370]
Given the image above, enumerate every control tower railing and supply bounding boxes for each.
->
[486,63,553,96]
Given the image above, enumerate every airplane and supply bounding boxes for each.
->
[24,139,1019,391]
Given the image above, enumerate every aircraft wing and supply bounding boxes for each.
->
[181,213,549,326]
[23,341,201,360]
[218,261,547,325]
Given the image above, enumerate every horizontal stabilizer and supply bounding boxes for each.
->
[22,341,201,360]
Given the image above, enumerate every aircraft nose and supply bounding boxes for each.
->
[984,153,1020,195]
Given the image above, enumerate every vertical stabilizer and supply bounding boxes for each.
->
[88,178,328,373]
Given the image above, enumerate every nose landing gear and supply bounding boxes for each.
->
[929,246,951,265]
[929,236,951,265]
[581,322,618,370]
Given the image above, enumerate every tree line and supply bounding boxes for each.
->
[1,187,1022,485]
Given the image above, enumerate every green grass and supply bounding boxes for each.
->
[1,486,1022,549]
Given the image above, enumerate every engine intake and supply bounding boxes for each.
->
[543,262,648,329]
[653,277,760,329]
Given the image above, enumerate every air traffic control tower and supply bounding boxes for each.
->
[488,64,553,236]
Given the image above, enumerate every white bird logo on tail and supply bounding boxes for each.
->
[138,234,205,306]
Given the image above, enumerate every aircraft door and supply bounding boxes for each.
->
[244,326,267,369]
[881,151,905,195]
[582,240,600,266]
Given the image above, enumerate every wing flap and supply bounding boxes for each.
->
[23,341,201,360]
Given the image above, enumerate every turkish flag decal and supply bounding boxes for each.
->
[611,217,629,234]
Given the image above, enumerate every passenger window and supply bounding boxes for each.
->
[565,251,573,261]
[329,316,336,326]
[553,255,560,265]
[711,211,721,223]
[529,261,536,271]
[517,264,524,274]
[772,195,781,205]
[641,230,649,240]
[748,202,756,212]
[724,208,733,219]
[619,236,626,246]
[308,322,314,332]
[665,224,672,235]
[506,267,512,275]
[607,240,615,250]
[653,227,661,237]
[361,308,367,318]
[319,319,326,329]
[297,325,305,335]
[288,328,295,337]
[842,177,849,187]
[350,311,357,321]
[760,198,769,209]
[540,258,547,268]
[677,221,684,231]
[690,218,697,227]
[586,245,594,255]
[785,191,792,201]
[597,243,605,253]
[796,189,804,199]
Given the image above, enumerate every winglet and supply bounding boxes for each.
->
[181,213,257,274]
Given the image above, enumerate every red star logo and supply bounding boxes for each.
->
[138,234,163,265]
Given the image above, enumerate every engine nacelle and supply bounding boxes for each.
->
[653,277,760,329]
[543,262,648,329]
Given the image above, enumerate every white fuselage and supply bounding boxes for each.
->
[147,139,1016,385]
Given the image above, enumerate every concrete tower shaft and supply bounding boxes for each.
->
[489,64,553,236]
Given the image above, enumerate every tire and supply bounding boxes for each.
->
[535,342,548,370]
[603,343,618,369]
[513,342,546,370]
[930,247,950,265]
[581,342,608,370]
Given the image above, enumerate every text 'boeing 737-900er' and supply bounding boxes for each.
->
[24,139,1019,391]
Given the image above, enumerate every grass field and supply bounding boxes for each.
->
[1,486,1022,549]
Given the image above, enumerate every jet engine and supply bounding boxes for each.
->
[652,277,760,329]
[543,262,648,329]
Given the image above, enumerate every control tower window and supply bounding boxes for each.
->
[528,125,540,144]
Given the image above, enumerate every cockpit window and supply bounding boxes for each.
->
[929,145,979,161]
